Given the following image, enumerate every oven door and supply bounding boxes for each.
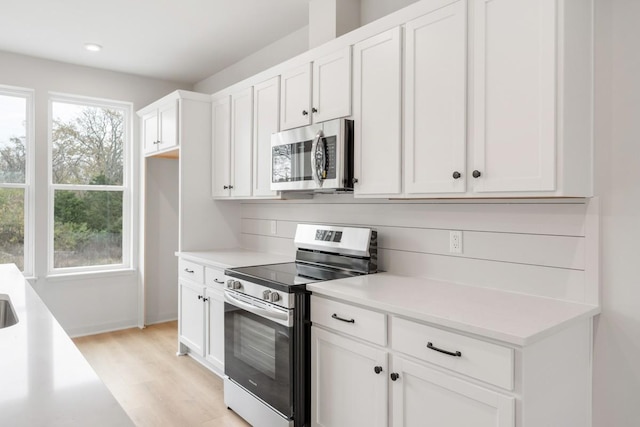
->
[224,290,294,419]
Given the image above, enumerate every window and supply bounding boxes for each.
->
[49,95,131,273]
[0,86,33,274]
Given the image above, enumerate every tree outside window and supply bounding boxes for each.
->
[0,89,31,273]
[50,98,130,270]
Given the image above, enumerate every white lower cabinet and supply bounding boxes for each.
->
[177,259,225,374]
[205,267,224,372]
[391,357,514,427]
[311,295,590,427]
[311,327,388,427]
[178,279,205,355]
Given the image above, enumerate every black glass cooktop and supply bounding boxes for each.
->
[224,262,359,293]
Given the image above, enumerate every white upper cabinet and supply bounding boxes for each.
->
[212,88,253,199]
[468,0,592,197]
[230,87,253,198]
[353,27,403,198]
[312,47,352,123]
[253,77,281,198]
[280,47,352,131]
[404,2,467,195]
[471,0,556,194]
[142,99,178,157]
[211,94,231,198]
[280,63,312,130]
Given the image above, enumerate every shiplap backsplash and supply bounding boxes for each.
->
[240,195,599,305]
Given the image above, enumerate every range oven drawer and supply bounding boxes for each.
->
[311,295,387,346]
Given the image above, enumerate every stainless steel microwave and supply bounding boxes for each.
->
[270,119,354,192]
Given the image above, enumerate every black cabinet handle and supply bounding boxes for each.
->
[203,297,209,302]
[472,170,482,178]
[229,185,234,189]
[427,342,462,357]
[197,295,203,300]
[184,268,194,273]
[352,178,359,184]
[213,279,224,284]
[452,171,461,179]
[302,110,309,116]
[374,366,383,374]
[223,185,229,189]
[390,373,400,381]
[312,107,318,113]
[331,313,355,324]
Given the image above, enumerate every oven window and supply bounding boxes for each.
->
[234,313,276,379]
[272,141,312,183]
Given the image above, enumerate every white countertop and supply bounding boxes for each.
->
[0,264,134,427]
[177,249,293,269]
[307,273,600,346]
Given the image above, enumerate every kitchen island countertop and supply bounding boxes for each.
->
[0,264,134,427]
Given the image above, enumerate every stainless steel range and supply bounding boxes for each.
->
[223,224,377,427]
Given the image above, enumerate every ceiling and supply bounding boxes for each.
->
[0,0,309,84]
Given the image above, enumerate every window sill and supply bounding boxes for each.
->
[46,268,137,282]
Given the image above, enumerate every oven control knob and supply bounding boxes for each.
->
[233,280,242,290]
[226,279,234,289]
[262,290,272,300]
[269,292,280,303]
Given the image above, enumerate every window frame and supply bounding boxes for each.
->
[47,93,133,276]
[0,85,35,276]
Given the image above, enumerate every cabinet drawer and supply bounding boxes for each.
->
[179,259,204,283]
[392,317,514,390]
[205,267,226,291]
[311,296,386,346]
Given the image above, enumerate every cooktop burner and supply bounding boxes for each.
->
[225,262,359,293]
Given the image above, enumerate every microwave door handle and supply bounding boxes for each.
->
[224,291,289,323]
[311,130,326,187]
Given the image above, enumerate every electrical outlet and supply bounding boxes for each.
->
[449,230,463,254]
[270,220,277,235]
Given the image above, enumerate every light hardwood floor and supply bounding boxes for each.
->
[73,321,250,427]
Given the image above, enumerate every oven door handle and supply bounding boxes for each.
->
[224,291,289,323]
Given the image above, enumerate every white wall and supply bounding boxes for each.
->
[360,0,419,25]
[592,0,640,425]
[0,50,189,336]
[144,158,179,324]
[193,27,309,94]
[193,0,418,94]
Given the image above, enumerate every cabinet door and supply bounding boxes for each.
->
[404,2,467,195]
[212,95,231,198]
[253,77,280,198]
[178,280,205,356]
[353,27,403,197]
[142,111,158,155]
[471,0,556,193]
[230,87,253,197]
[391,357,514,427]
[280,63,312,130]
[205,288,225,372]
[312,46,352,123]
[311,327,388,427]
[157,100,178,152]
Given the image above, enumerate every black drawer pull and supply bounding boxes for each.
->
[427,342,462,357]
[331,313,355,324]
[390,373,400,381]
[374,366,383,374]
[184,268,194,273]
[213,279,224,284]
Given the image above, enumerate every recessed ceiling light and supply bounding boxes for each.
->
[84,43,102,52]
